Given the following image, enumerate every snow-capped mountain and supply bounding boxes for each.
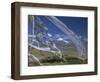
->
[47,33,52,37]
[57,37,69,44]
[29,32,70,46]
[51,34,70,44]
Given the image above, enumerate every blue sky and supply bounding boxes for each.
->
[28,15,88,41]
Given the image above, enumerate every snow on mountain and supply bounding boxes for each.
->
[63,40,69,44]
[61,34,69,40]
[57,37,69,44]
[47,33,52,37]
[28,33,70,45]
[53,34,61,40]
[57,37,63,41]
[52,34,70,44]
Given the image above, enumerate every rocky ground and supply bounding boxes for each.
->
[28,42,87,66]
